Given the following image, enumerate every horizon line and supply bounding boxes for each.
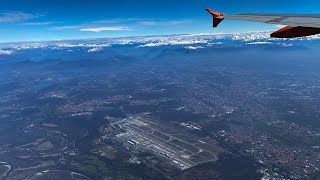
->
[0,31,274,44]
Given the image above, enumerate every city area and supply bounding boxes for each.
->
[0,34,319,179]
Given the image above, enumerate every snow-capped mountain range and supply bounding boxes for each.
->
[0,31,319,57]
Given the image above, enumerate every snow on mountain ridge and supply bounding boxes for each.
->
[0,32,319,54]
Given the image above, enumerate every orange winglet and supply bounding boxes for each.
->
[205,8,225,27]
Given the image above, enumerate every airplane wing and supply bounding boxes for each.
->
[206,8,320,38]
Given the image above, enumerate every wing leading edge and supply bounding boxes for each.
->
[206,8,320,38]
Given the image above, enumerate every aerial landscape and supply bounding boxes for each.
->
[0,0,320,179]
[0,32,319,179]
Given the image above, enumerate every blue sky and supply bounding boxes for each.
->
[0,0,319,42]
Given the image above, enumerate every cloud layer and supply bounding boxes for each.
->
[80,26,132,32]
[1,31,318,56]
[0,12,38,23]
[51,18,192,33]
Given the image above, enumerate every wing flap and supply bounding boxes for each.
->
[271,26,320,38]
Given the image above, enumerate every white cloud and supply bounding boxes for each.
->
[277,43,293,47]
[21,21,59,26]
[56,43,111,48]
[138,20,192,26]
[138,39,208,48]
[184,46,205,50]
[88,47,103,53]
[94,18,148,24]
[207,42,223,46]
[0,12,38,23]
[50,25,77,30]
[12,43,48,50]
[231,33,270,42]
[138,21,157,26]
[246,42,273,45]
[51,18,191,32]
[0,49,13,55]
[80,26,132,32]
